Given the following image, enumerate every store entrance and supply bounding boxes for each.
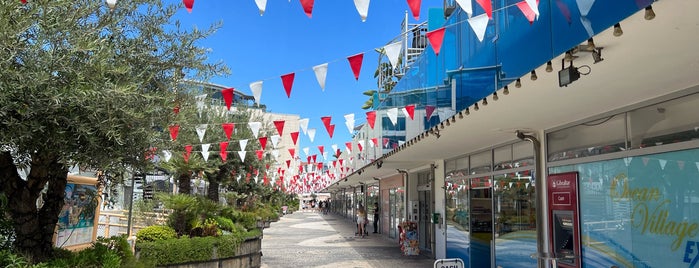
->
[470,183,492,268]
[418,189,432,253]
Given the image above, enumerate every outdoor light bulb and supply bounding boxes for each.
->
[613,23,623,37]
[503,86,509,95]
[465,108,470,115]
[474,103,479,111]
[482,98,488,106]
[106,0,117,9]
[530,70,538,81]
[546,61,553,73]
[645,6,655,20]
[515,78,522,88]
[458,111,463,119]
[492,92,499,101]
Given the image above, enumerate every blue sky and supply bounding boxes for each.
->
[173,0,433,155]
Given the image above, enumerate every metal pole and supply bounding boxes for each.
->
[126,173,138,238]
[516,131,549,268]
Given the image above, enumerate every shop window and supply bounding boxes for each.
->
[470,150,492,174]
[628,93,699,149]
[493,145,512,171]
[547,113,626,162]
[513,141,534,168]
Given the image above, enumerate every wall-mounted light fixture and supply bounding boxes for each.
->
[645,5,655,20]
[546,61,553,72]
[492,92,499,101]
[515,78,522,88]
[376,160,383,169]
[592,48,604,64]
[474,103,480,111]
[530,70,538,81]
[503,86,509,95]
[613,23,623,37]
[464,108,470,115]
[482,98,488,106]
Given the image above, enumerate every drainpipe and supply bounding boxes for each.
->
[397,169,409,222]
[516,131,549,268]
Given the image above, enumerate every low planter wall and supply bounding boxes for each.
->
[155,237,261,268]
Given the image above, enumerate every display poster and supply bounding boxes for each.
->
[550,148,699,268]
[54,180,99,248]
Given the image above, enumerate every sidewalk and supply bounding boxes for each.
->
[260,210,435,268]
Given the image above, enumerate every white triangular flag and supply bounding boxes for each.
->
[239,139,248,151]
[162,150,172,162]
[468,14,489,42]
[303,147,310,157]
[271,135,280,148]
[201,151,210,162]
[438,110,449,121]
[659,159,667,170]
[345,120,355,134]
[331,144,338,154]
[358,140,365,151]
[398,140,405,146]
[575,0,594,17]
[383,42,402,70]
[322,152,328,161]
[299,118,309,135]
[624,157,633,167]
[455,0,473,18]
[238,151,247,162]
[308,128,316,143]
[344,113,355,124]
[272,150,279,160]
[313,63,328,91]
[369,139,376,147]
[353,0,370,21]
[196,124,207,143]
[387,108,398,126]
[254,0,267,15]
[250,81,263,105]
[248,122,262,138]
[201,143,210,153]
[195,94,207,117]
[346,143,352,153]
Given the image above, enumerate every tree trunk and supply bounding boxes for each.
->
[177,172,191,194]
[207,180,219,202]
[206,165,227,202]
[0,151,67,263]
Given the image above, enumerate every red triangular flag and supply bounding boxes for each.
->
[383,138,390,148]
[219,150,228,162]
[366,111,376,129]
[476,0,492,18]
[21,0,27,4]
[184,145,193,163]
[286,160,291,168]
[173,105,180,114]
[258,137,268,151]
[347,53,364,80]
[406,0,421,20]
[274,120,285,136]
[219,142,229,161]
[425,27,446,55]
[357,142,363,152]
[290,131,300,145]
[221,87,234,110]
[312,155,317,163]
[371,137,378,147]
[281,73,295,98]
[516,1,536,24]
[320,116,332,128]
[327,124,335,138]
[318,145,324,156]
[169,124,180,141]
[425,105,436,119]
[300,0,314,18]
[263,174,269,185]
[289,148,296,159]
[221,123,234,140]
[256,150,264,160]
[345,142,353,152]
[183,0,194,13]
[405,104,416,120]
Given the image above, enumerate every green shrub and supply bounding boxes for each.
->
[136,225,177,242]
[137,236,215,265]
[44,243,121,268]
[96,235,134,264]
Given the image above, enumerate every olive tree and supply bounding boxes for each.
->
[0,0,225,261]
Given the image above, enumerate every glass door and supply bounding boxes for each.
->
[470,177,492,268]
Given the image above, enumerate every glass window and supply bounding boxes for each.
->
[547,114,627,162]
[513,141,534,168]
[628,93,699,149]
[493,172,537,267]
[494,145,512,171]
[470,151,492,174]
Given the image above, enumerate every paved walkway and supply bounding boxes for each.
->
[260,211,435,268]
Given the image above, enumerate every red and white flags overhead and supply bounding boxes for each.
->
[106,0,117,9]
[300,0,314,18]
[312,63,328,91]
[475,0,492,18]
[250,81,262,105]
[255,0,267,15]
[426,27,446,55]
[196,124,207,142]
[386,107,399,126]
[201,144,210,162]
[468,14,490,42]
[383,42,402,70]
[366,111,377,129]
[222,123,235,140]
[517,0,540,24]
[455,0,473,17]
[298,118,309,135]
[402,104,416,120]
[221,88,234,110]
[219,142,229,161]
[425,105,436,119]
[406,0,421,20]
[183,0,194,13]
[169,125,180,141]
[274,120,285,136]
[344,114,355,134]
[307,128,316,142]
[281,73,295,98]
[347,53,364,81]
[353,0,370,22]
[248,122,262,138]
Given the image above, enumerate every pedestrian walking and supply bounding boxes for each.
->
[372,202,380,233]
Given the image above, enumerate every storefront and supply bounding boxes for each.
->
[546,90,699,267]
[381,174,405,239]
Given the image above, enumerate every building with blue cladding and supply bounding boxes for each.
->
[325,0,699,267]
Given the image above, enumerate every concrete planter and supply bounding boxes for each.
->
[155,236,262,268]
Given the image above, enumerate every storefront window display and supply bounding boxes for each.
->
[493,172,537,267]
[389,187,405,239]
[549,147,699,267]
